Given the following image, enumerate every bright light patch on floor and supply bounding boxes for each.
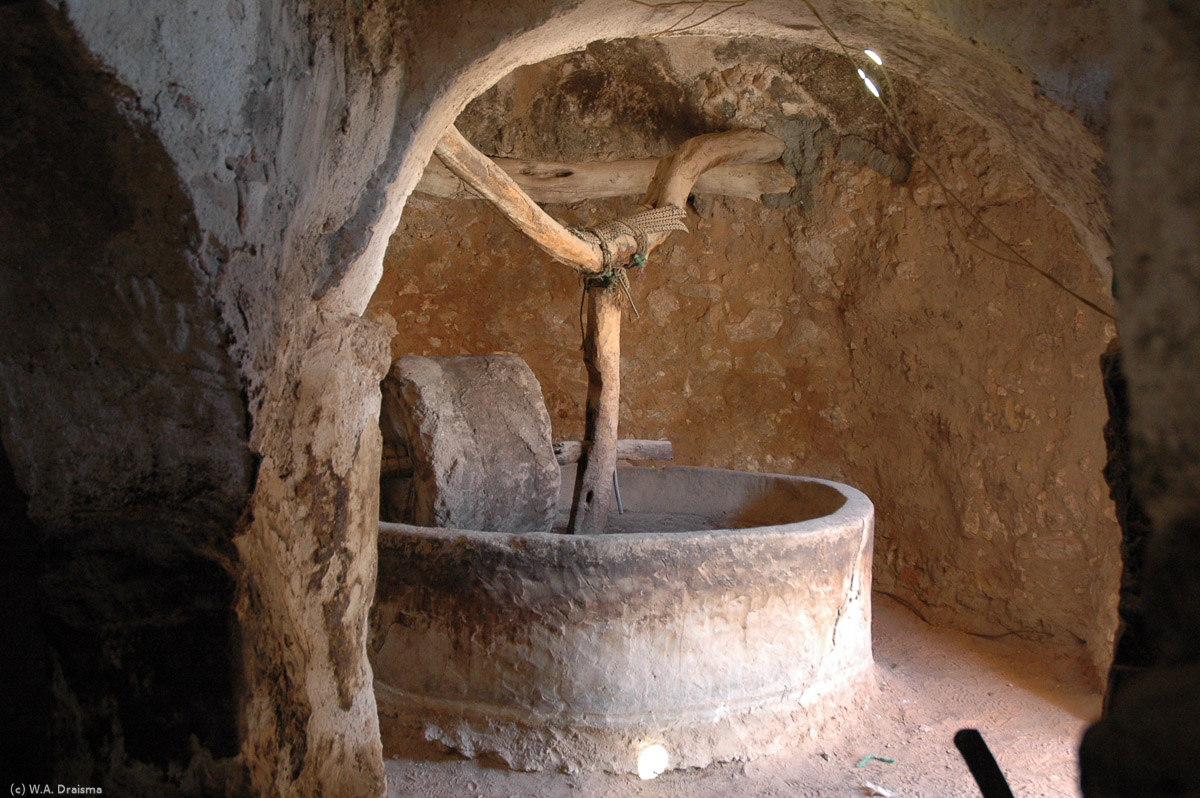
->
[637,744,669,780]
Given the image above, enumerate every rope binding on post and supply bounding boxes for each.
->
[569,205,689,315]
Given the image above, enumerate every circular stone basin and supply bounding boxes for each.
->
[371,465,875,774]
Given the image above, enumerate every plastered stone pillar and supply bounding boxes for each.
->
[237,311,392,796]
[43,0,413,791]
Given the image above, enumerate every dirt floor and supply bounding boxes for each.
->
[385,594,1100,797]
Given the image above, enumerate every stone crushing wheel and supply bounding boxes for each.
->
[379,353,562,535]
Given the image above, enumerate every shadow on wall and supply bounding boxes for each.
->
[0,428,53,782]
[0,5,254,790]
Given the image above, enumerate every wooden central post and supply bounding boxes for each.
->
[567,285,623,535]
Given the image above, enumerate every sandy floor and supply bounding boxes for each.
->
[385,594,1101,797]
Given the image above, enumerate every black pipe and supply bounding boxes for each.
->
[955,728,1015,798]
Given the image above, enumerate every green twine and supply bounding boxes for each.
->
[585,266,623,290]
[585,264,640,318]
[856,754,896,768]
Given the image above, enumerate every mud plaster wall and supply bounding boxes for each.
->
[372,38,1121,681]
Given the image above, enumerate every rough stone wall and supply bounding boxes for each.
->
[1098,341,1154,707]
[373,38,1121,681]
[905,0,1111,129]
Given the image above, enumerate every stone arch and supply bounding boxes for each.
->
[333,0,1111,318]
[351,1,1115,792]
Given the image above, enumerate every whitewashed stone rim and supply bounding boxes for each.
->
[378,465,873,542]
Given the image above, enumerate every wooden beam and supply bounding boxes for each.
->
[433,125,606,273]
[382,439,673,478]
[431,127,786,277]
[553,439,674,466]
[417,156,794,203]
[566,130,785,535]
[434,125,641,274]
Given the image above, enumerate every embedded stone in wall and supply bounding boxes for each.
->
[726,307,785,342]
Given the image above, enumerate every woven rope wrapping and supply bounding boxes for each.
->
[569,205,689,319]
[569,205,689,268]
[589,205,689,244]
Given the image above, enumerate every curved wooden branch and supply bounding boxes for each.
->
[643,129,786,208]
[566,131,785,534]
[553,439,673,466]
[638,129,785,251]
[433,125,607,273]
[432,126,786,273]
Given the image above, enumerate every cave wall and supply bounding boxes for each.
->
[373,38,1121,681]
[7,0,601,792]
